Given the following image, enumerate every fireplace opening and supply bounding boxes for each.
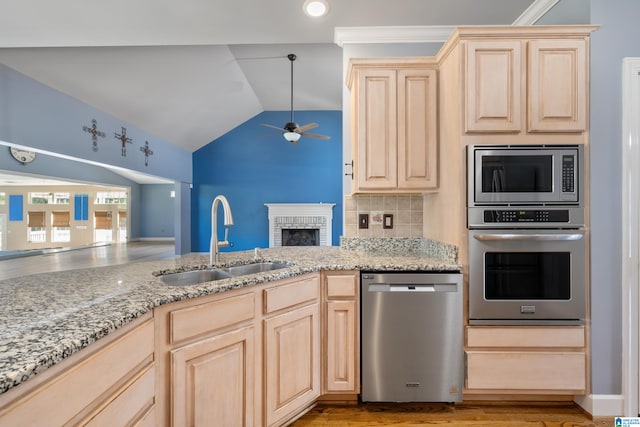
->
[282,228,320,246]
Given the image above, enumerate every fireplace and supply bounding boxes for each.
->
[282,228,320,246]
[265,203,335,248]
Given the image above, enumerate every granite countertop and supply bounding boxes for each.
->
[0,237,459,395]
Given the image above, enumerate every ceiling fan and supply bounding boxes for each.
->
[262,53,330,144]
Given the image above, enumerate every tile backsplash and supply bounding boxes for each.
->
[343,195,423,238]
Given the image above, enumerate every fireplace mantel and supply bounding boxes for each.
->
[265,203,335,247]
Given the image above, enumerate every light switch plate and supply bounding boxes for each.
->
[383,214,393,229]
[358,213,369,229]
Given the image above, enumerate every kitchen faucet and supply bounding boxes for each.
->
[210,195,234,264]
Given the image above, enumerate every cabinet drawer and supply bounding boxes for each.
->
[84,365,155,426]
[325,272,358,298]
[466,351,586,391]
[466,326,585,348]
[170,291,254,344]
[264,273,319,314]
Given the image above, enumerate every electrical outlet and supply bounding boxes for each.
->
[358,213,369,229]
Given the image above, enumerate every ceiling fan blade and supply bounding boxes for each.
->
[296,122,319,132]
[301,132,331,140]
[261,123,285,131]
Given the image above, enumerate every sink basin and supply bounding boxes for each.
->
[158,262,290,286]
[225,262,289,276]
[159,269,232,286]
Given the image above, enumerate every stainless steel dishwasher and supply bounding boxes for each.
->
[361,271,463,403]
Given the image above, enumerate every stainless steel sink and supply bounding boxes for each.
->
[158,261,290,286]
[224,262,289,276]
[159,269,233,286]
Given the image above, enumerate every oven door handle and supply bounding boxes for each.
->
[472,233,583,241]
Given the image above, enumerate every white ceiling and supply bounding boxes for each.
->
[0,0,590,185]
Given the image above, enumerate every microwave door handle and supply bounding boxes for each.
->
[473,233,583,241]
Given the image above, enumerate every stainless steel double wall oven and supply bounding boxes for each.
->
[467,144,587,324]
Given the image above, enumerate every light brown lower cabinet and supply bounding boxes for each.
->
[0,313,156,426]
[263,273,321,427]
[465,326,587,395]
[322,271,360,396]
[154,288,258,427]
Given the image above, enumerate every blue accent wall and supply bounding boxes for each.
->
[140,184,175,238]
[192,110,342,252]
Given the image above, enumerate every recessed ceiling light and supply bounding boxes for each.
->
[303,0,329,17]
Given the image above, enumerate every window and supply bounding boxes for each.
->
[118,211,127,241]
[51,211,71,242]
[29,192,70,205]
[27,211,46,242]
[95,191,127,205]
[94,211,113,242]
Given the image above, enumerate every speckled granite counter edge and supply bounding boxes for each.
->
[0,238,460,395]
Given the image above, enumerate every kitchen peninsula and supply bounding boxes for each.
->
[0,237,459,426]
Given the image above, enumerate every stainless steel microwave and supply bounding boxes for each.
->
[467,145,584,207]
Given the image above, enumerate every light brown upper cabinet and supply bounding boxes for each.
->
[347,59,438,193]
[463,36,588,135]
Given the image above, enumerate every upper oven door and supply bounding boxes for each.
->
[467,145,582,206]
[468,228,587,324]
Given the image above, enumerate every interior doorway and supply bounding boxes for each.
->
[622,56,640,417]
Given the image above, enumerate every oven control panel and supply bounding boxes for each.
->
[483,209,570,223]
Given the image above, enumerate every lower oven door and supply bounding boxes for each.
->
[468,229,586,324]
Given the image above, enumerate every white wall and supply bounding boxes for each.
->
[589,0,640,396]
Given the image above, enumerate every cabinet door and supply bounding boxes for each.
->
[464,40,523,133]
[264,303,320,427]
[397,68,438,190]
[528,39,587,132]
[325,300,357,393]
[355,68,398,190]
[171,326,255,427]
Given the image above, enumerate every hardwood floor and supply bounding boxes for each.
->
[291,402,614,427]
[0,241,178,281]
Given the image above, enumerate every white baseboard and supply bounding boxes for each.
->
[133,237,175,242]
[574,394,624,417]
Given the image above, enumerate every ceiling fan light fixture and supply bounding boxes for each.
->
[284,131,301,143]
[303,0,329,17]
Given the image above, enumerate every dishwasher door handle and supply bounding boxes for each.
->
[367,283,458,293]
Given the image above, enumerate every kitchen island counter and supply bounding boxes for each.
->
[0,238,459,395]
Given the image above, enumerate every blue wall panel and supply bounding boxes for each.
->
[73,194,89,221]
[8,195,23,221]
[192,110,342,252]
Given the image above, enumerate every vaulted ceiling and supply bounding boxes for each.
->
[0,0,590,156]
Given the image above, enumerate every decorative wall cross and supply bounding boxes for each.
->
[82,119,106,151]
[140,141,154,166]
[114,127,132,156]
